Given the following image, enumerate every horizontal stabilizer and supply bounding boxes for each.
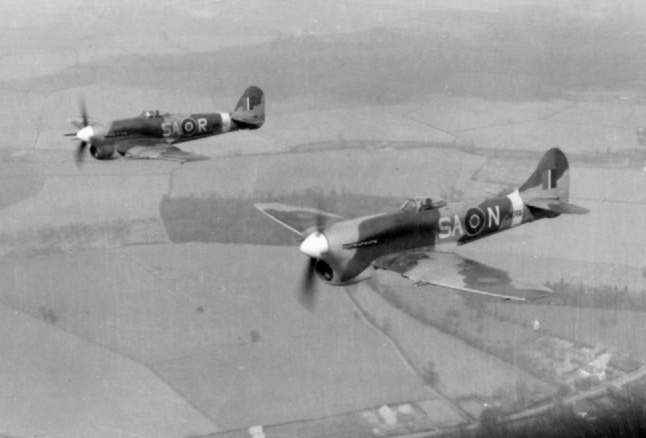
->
[526,198,589,215]
[231,113,264,127]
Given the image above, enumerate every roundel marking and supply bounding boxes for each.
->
[465,207,486,236]
[181,118,198,136]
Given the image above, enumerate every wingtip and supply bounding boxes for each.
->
[253,203,269,212]
[253,202,283,211]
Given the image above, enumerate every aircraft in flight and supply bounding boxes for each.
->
[255,148,588,309]
[66,86,264,165]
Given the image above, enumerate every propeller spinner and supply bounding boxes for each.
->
[299,231,329,259]
[73,97,92,166]
[297,210,330,310]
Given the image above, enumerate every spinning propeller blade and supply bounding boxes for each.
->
[74,96,89,167]
[297,206,328,310]
[299,257,318,311]
[79,96,88,128]
[75,142,87,166]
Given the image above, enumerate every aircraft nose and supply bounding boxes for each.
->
[76,126,95,143]
[300,231,329,259]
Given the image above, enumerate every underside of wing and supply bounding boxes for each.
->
[374,250,552,301]
[125,146,209,162]
[254,203,344,236]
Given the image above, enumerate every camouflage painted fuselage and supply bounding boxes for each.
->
[75,85,265,161]
[319,191,555,283]
[93,111,241,156]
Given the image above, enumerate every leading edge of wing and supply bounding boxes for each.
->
[374,250,553,302]
[254,203,344,237]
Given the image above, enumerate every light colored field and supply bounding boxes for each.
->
[177,130,287,159]
[494,302,646,365]
[0,50,79,81]
[0,160,45,209]
[548,101,646,130]
[573,167,646,203]
[170,146,487,200]
[409,96,574,133]
[0,166,173,231]
[0,218,168,258]
[349,278,553,400]
[410,97,646,154]
[459,119,638,154]
[0,92,44,149]
[459,195,646,291]
[268,104,455,148]
[0,243,433,430]
[0,300,217,438]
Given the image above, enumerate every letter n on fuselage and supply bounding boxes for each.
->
[487,205,500,228]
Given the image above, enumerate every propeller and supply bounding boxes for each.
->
[299,257,318,310]
[298,206,328,310]
[73,96,90,167]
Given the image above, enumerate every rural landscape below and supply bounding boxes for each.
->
[1,0,646,437]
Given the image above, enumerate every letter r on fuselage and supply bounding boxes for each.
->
[197,118,207,133]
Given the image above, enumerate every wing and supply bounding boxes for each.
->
[254,203,344,236]
[124,146,209,162]
[374,250,552,301]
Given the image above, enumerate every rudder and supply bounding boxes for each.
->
[519,148,569,200]
[232,86,264,129]
[519,148,588,215]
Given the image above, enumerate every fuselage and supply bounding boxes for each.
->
[94,111,239,154]
[71,85,265,162]
[317,191,554,284]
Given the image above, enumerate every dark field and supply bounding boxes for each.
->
[15,6,646,104]
[160,189,403,245]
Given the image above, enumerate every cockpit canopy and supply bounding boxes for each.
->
[140,110,161,119]
[400,197,447,212]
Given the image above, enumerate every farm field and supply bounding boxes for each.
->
[347,279,555,403]
[1,1,646,436]
[495,303,646,364]
[168,146,486,199]
[0,243,433,430]
[0,107,644,435]
[0,297,217,438]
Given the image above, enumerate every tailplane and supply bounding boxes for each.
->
[519,148,588,215]
[232,86,264,129]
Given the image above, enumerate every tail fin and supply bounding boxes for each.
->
[231,86,264,129]
[519,148,588,215]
